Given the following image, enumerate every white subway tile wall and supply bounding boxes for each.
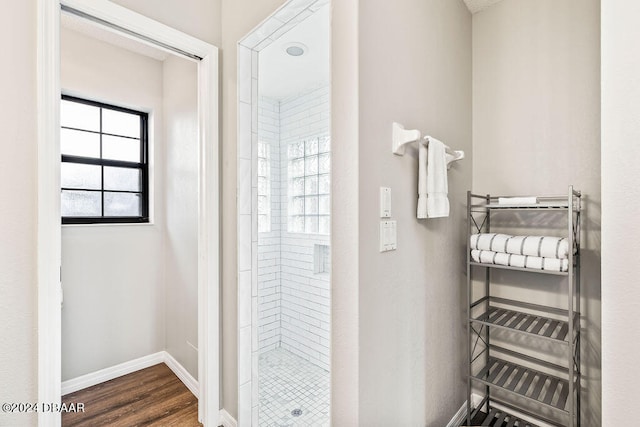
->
[257,84,330,370]
[257,142,271,233]
[258,97,281,353]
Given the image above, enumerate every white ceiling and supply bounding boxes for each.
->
[259,5,329,100]
[463,0,505,14]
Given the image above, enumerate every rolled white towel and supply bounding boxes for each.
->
[471,249,569,272]
[470,233,569,260]
[470,233,512,253]
[505,235,569,260]
[498,196,538,205]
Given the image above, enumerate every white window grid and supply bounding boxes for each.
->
[257,141,271,233]
[287,136,330,234]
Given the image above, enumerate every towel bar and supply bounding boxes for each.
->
[392,122,464,168]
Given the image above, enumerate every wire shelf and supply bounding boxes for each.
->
[469,405,541,427]
[472,358,571,414]
[471,306,573,344]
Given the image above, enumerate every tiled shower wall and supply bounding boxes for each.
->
[279,84,330,370]
[257,84,330,371]
[257,97,281,353]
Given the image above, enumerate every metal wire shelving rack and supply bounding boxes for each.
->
[465,186,581,427]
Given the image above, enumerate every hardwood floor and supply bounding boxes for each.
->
[62,363,202,426]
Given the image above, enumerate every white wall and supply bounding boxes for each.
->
[601,1,640,425]
[0,1,37,425]
[330,0,360,423]
[162,55,199,379]
[356,0,472,425]
[110,0,221,47]
[472,1,601,423]
[60,27,166,380]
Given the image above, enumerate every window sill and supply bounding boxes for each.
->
[62,221,155,228]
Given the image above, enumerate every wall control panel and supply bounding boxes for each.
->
[379,220,397,252]
[380,187,391,218]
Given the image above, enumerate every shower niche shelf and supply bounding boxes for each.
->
[465,186,581,427]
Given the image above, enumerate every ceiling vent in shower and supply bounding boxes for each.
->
[285,42,307,57]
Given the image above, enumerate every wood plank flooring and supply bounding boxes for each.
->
[62,363,202,426]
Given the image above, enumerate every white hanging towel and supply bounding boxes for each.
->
[417,142,428,218]
[425,136,450,218]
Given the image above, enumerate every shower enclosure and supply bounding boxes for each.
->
[236,1,330,425]
[256,92,330,426]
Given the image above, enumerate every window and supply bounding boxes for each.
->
[287,136,330,234]
[257,142,271,232]
[60,95,149,224]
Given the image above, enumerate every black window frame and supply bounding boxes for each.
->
[61,95,149,225]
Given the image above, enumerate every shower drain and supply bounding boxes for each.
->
[291,409,303,417]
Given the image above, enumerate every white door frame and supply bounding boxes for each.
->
[36,1,219,425]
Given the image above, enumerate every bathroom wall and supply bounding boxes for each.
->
[162,55,199,379]
[601,1,640,425]
[356,0,472,425]
[330,0,360,423]
[0,1,38,424]
[472,0,601,424]
[110,0,221,46]
[60,27,166,380]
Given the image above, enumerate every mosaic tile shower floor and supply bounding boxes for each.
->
[259,348,330,426]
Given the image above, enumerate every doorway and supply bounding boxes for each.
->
[236,0,330,425]
[37,1,219,425]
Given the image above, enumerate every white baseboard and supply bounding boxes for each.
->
[219,408,238,427]
[163,351,199,398]
[61,351,165,395]
[61,351,199,398]
[447,401,470,427]
[447,394,483,427]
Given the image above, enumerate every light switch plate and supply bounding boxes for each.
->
[380,187,391,218]
[379,220,397,252]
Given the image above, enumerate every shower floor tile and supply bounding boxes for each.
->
[259,348,330,426]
